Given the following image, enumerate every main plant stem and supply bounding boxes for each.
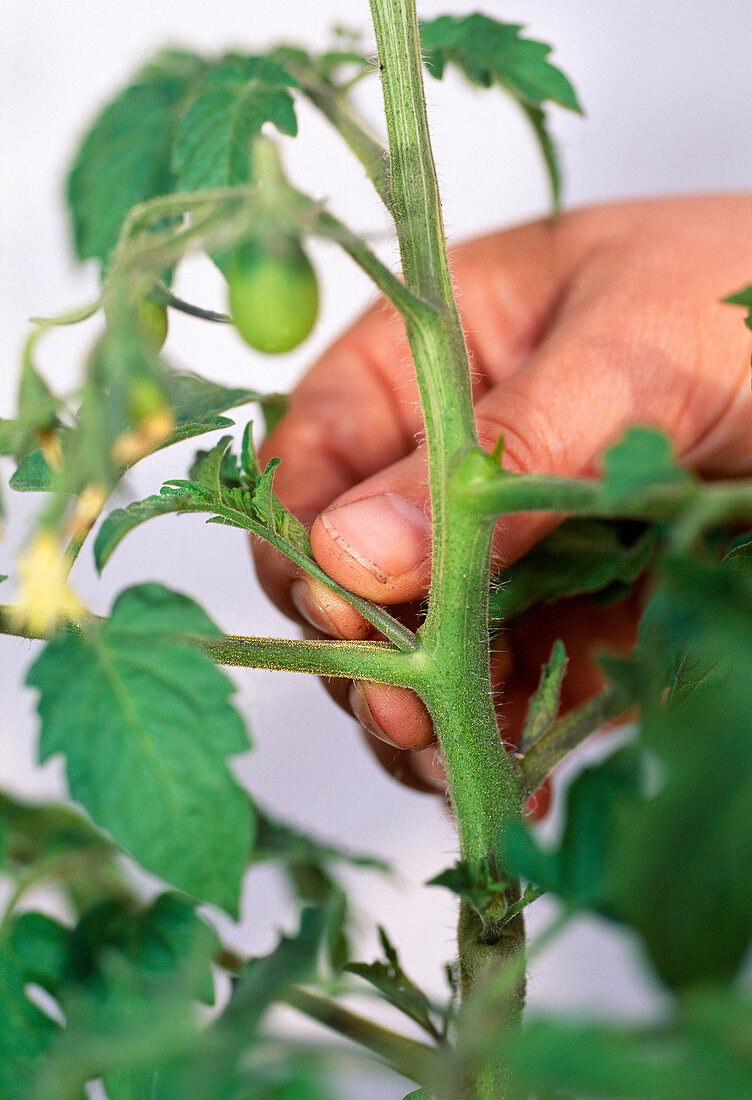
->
[369,2,524,1092]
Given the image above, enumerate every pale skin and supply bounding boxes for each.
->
[252,195,752,797]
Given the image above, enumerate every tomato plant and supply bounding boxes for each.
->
[1,2,751,1098]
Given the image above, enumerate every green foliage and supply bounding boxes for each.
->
[345,926,445,1043]
[502,988,752,1099]
[724,283,752,331]
[0,947,59,1099]
[94,430,310,569]
[93,429,405,644]
[490,518,657,624]
[419,13,582,207]
[600,426,690,507]
[67,50,207,267]
[519,639,567,751]
[429,858,542,933]
[505,555,752,989]
[5,5,752,1099]
[11,367,263,493]
[154,908,329,1098]
[253,807,388,969]
[27,584,253,914]
[174,55,297,193]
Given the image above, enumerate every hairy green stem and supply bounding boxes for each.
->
[369,0,520,867]
[470,467,752,534]
[369,4,524,1092]
[0,603,419,684]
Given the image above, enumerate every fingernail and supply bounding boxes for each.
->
[349,682,401,748]
[290,579,342,638]
[321,493,429,583]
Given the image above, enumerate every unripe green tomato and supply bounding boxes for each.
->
[137,297,168,350]
[227,240,319,354]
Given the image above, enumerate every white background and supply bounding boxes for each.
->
[1,2,750,1096]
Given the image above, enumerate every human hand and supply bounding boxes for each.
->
[251,194,752,800]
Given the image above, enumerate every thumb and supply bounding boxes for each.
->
[309,316,647,603]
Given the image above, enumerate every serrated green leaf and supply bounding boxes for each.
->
[188,444,242,488]
[519,640,568,752]
[490,519,657,625]
[428,858,541,933]
[419,14,582,209]
[420,15,581,110]
[600,427,690,509]
[174,55,297,193]
[27,584,253,914]
[195,435,234,496]
[251,456,281,524]
[345,927,442,1042]
[67,50,207,267]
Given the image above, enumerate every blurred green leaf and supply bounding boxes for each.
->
[67,50,207,267]
[0,948,59,1100]
[502,989,752,1099]
[9,912,71,994]
[27,584,253,914]
[505,555,752,989]
[174,55,297,193]
[503,747,640,911]
[67,893,218,1007]
[155,909,328,1098]
[600,427,690,508]
[490,518,656,624]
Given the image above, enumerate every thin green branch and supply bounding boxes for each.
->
[281,986,437,1085]
[306,203,435,323]
[0,603,418,685]
[199,633,419,684]
[153,282,231,322]
[519,686,629,797]
[282,55,391,209]
[468,467,752,534]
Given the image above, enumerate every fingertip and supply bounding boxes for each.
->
[290,576,371,640]
[349,681,434,751]
[310,490,431,603]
